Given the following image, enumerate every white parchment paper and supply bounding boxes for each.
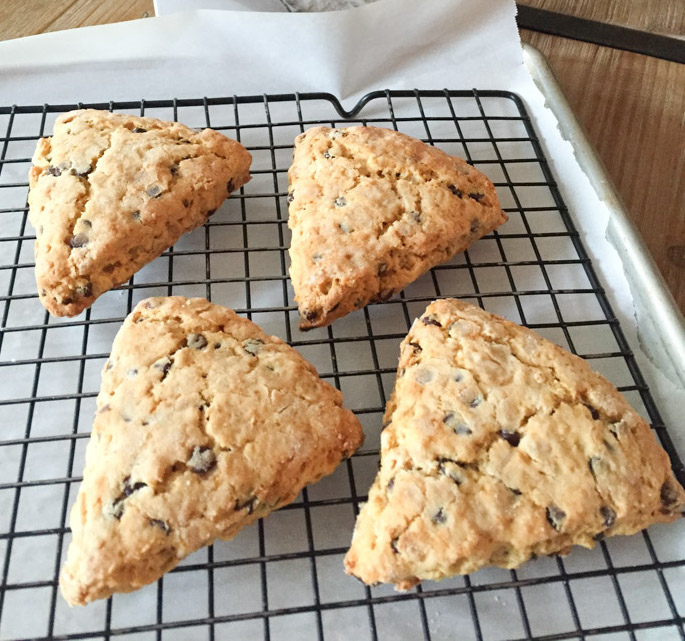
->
[0,1,684,638]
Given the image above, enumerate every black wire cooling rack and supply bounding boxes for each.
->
[0,90,683,641]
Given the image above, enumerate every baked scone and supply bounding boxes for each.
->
[345,298,685,589]
[28,110,252,316]
[60,297,363,606]
[287,126,508,329]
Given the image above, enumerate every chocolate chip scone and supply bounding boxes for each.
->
[60,296,363,606]
[287,126,507,329]
[345,298,685,589]
[28,110,252,316]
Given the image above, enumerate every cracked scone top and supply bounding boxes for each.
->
[345,299,685,589]
[28,110,252,316]
[287,126,508,329]
[60,297,363,606]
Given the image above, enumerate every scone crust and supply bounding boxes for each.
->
[28,110,252,316]
[287,126,508,329]
[60,296,363,606]
[345,298,685,589]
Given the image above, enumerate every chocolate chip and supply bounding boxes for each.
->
[470,219,481,233]
[469,397,482,409]
[448,185,463,197]
[243,338,264,356]
[154,357,172,379]
[214,342,221,349]
[132,127,147,133]
[407,341,422,354]
[69,233,89,248]
[132,211,141,221]
[334,196,347,207]
[235,496,257,514]
[600,505,616,528]
[432,508,447,524]
[660,481,679,507]
[390,537,400,553]
[546,505,566,531]
[468,192,484,202]
[312,252,323,262]
[61,296,73,305]
[377,262,388,275]
[187,333,208,350]
[443,412,471,435]
[410,211,422,223]
[499,430,521,447]
[323,150,332,159]
[82,219,92,228]
[76,282,93,298]
[509,487,522,496]
[74,164,92,177]
[46,165,62,177]
[146,185,162,198]
[287,190,294,203]
[304,309,318,322]
[110,477,147,520]
[414,368,434,385]
[421,315,441,327]
[187,446,217,474]
[170,165,179,175]
[585,404,600,420]
[150,519,171,535]
[387,478,395,492]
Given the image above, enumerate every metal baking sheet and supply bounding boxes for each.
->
[0,88,683,640]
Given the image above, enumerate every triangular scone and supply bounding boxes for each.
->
[28,110,252,316]
[60,297,363,605]
[345,299,685,589]
[287,126,508,329]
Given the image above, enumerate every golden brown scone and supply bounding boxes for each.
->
[28,110,252,316]
[60,297,363,606]
[345,298,685,589]
[287,126,507,329]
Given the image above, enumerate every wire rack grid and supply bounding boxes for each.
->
[0,89,683,641]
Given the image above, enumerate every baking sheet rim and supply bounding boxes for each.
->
[522,42,685,388]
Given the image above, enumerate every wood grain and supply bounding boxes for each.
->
[521,30,684,310]
[0,0,153,41]
[518,0,684,36]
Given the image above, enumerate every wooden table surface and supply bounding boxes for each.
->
[1,0,683,311]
